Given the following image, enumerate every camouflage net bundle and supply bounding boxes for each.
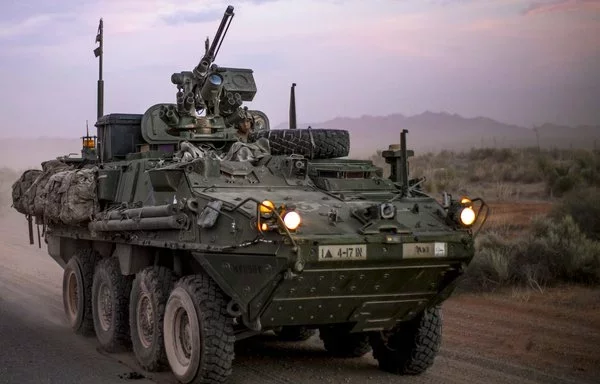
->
[11,169,42,215]
[11,161,100,225]
[33,160,74,217]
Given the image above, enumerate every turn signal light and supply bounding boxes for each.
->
[259,200,275,214]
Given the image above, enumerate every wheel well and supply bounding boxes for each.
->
[50,235,205,277]
[48,235,94,268]
[111,244,203,277]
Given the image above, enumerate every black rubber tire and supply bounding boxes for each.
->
[62,249,98,336]
[251,128,350,159]
[274,326,316,342]
[163,274,235,384]
[92,257,133,353]
[319,325,371,358]
[370,306,443,375]
[129,266,176,372]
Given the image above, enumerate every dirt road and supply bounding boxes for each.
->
[0,208,598,384]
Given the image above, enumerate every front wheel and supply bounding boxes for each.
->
[163,274,235,384]
[370,306,443,375]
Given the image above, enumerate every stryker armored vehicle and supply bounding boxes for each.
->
[11,5,488,384]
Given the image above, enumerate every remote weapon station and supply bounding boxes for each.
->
[11,5,488,384]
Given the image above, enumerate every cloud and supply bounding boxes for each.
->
[162,8,224,25]
[523,0,600,15]
[242,0,279,3]
[0,12,74,39]
[1,0,599,138]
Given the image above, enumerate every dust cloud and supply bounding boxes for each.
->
[0,138,81,171]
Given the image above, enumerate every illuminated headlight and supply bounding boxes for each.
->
[259,200,275,216]
[459,206,476,226]
[283,211,301,230]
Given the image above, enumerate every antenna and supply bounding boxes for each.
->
[93,18,104,120]
[289,83,297,129]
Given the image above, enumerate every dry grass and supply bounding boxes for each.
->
[370,147,600,200]
[460,187,600,291]
[368,147,600,292]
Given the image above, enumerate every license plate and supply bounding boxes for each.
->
[318,244,367,261]
[403,242,447,259]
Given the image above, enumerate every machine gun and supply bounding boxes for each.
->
[160,5,257,134]
[170,5,234,117]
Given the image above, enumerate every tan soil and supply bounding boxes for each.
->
[445,287,600,383]
[475,200,556,243]
[485,200,555,230]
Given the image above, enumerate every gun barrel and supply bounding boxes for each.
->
[193,5,234,78]
[207,6,234,60]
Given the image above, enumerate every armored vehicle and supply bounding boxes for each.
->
[11,5,488,384]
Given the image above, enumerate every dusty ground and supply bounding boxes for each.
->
[0,206,598,384]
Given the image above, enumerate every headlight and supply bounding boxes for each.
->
[460,206,476,226]
[283,211,301,230]
[260,200,275,215]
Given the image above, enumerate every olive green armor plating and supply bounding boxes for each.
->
[11,5,488,384]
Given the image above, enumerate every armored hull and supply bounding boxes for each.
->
[10,5,488,384]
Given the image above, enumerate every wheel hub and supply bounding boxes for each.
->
[98,281,113,332]
[66,270,79,322]
[174,307,192,364]
[137,293,155,348]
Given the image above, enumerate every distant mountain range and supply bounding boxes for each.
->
[1,112,599,170]
[274,111,600,158]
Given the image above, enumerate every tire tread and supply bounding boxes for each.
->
[251,129,350,159]
[174,274,235,384]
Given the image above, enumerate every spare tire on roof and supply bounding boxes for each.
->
[251,128,350,159]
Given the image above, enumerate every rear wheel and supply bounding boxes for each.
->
[319,325,371,358]
[273,326,316,342]
[370,306,443,375]
[129,266,176,372]
[164,274,235,384]
[92,257,133,352]
[62,249,98,336]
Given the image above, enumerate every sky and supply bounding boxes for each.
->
[0,0,599,139]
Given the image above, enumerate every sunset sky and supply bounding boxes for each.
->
[0,0,598,138]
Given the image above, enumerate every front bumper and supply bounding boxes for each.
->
[259,260,465,332]
[194,232,473,333]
